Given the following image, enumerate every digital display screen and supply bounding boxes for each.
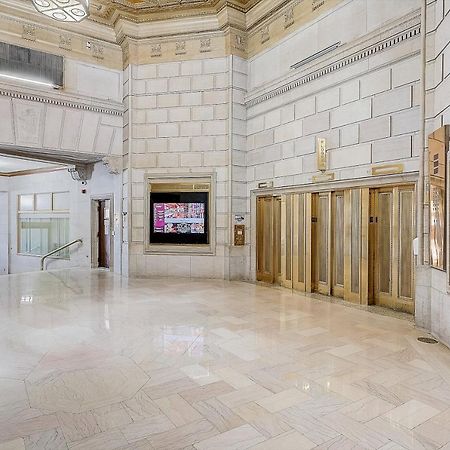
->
[153,203,205,234]
[149,191,209,245]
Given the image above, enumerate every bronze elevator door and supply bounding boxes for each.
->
[312,192,332,295]
[369,186,415,314]
[256,196,281,284]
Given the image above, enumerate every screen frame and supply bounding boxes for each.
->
[144,173,215,255]
[150,194,209,245]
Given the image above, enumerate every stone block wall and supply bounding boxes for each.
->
[126,56,249,279]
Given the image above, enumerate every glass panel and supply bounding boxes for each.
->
[351,190,361,293]
[399,190,414,299]
[318,195,328,284]
[19,217,70,257]
[334,194,344,286]
[285,195,292,281]
[53,192,69,211]
[429,126,446,270]
[35,193,52,211]
[378,192,392,294]
[298,194,305,283]
[19,194,34,211]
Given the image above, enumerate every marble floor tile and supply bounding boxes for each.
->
[24,428,67,450]
[194,424,265,450]
[383,400,440,430]
[1,270,450,450]
[147,419,218,450]
[0,439,25,450]
[120,414,175,443]
[68,430,128,450]
[255,388,309,413]
[192,398,245,433]
[233,402,292,438]
[155,394,202,426]
[248,430,315,449]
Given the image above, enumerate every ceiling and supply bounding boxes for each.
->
[0,156,63,175]
[89,0,261,24]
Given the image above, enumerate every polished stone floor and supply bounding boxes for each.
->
[1,270,450,450]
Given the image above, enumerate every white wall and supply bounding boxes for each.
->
[0,177,8,274]
[416,0,450,349]
[6,163,122,274]
[125,56,248,280]
[248,0,420,90]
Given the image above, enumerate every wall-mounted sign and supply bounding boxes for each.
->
[234,215,245,224]
[317,138,327,172]
[371,164,404,176]
[312,172,335,183]
[258,181,274,189]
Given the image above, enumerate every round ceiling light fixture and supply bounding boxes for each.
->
[31,0,90,22]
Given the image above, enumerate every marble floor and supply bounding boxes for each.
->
[1,270,450,450]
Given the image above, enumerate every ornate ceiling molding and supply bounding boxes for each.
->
[0,0,348,66]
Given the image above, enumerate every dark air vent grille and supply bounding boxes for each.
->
[0,42,63,87]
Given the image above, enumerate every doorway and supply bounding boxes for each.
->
[256,196,281,284]
[91,197,113,270]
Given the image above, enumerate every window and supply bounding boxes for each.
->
[18,192,70,258]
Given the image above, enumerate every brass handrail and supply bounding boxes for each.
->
[40,239,82,271]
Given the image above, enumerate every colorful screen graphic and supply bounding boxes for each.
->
[153,203,205,234]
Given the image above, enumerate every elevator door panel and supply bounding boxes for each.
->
[314,193,332,295]
[332,193,345,298]
[281,194,293,288]
[256,197,274,283]
[293,193,312,292]
[371,186,415,314]
[256,196,281,284]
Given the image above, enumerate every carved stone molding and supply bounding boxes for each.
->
[246,20,421,107]
[0,86,123,117]
[68,164,93,181]
[22,24,36,41]
[59,34,72,51]
[103,156,123,175]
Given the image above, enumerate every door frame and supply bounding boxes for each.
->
[91,194,114,271]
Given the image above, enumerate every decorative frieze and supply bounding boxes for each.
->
[0,87,123,116]
[284,7,295,29]
[175,41,186,55]
[261,26,270,44]
[234,34,246,52]
[151,43,162,58]
[200,38,212,53]
[22,24,36,42]
[59,34,72,51]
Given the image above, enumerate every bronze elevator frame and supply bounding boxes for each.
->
[256,183,416,313]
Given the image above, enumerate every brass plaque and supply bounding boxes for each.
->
[317,138,327,172]
[312,172,335,183]
[234,224,245,246]
[371,164,404,176]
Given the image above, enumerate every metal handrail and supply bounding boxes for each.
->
[40,239,83,271]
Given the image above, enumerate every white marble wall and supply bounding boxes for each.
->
[0,58,123,158]
[127,56,248,279]
[417,0,450,348]
[0,185,8,275]
[7,163,122,274]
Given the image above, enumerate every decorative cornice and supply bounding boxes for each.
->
[246,19,421,107]
[0,85,124,116]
